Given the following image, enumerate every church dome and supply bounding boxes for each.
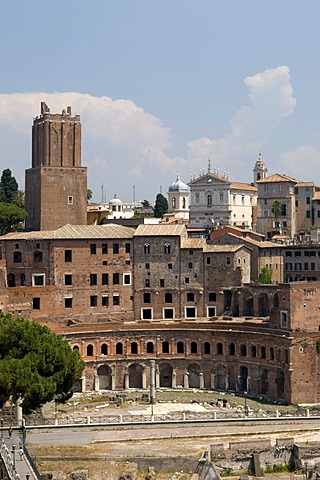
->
[168,174,189,192]
[109,194,122,205]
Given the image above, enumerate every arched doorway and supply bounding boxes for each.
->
[188,363,200,388]
[97,364,112,390]
[159,363,173,387]
[258,293,270,316]
[238,366,248,392]
[258,367,268,395]
[275,370,284,399]
[215,365,227,390]
[128,363,143,388]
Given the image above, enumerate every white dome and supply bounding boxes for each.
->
[168,174,189,192]
[109,194,122,205]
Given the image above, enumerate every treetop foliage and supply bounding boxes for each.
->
[258,266,273,284]
[0,169,18,204]
[0,313,84,413]
[0,203,27,236]
[154,193,168,218]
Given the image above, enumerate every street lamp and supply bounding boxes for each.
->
[150,360,156,417]
[0,418,3,441]
[11,444,16,469]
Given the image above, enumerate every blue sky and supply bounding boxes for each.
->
[1,1,320,202]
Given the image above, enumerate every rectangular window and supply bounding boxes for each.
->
[295,200,298,207]
[317,210,320,218]
[125,243,131,253]
[102,243,108,254]
[102,260,108,266]
[123,273,131,285]
[160,279,165,287]
[188,262,193,269]
[306,210,311,218]
[33,297,40,310]
[306,197,311,204]
[145,279,150,287]
[68,196,73,205]
[90,273,97,286]
[208,292,216,301]
[64,274,73,286]
[102,273,109,285]
[304,263,308,270]
[206,257,211,265]
[185,307,196,319]
[113,294,120,306]
[113,243,119,254]
[65,250,72,262]
[65,297,73,308]
[207,306,216,317]
[311,263,315,271]
[280,311,287,328]
[185,277,190,284]
[90,295,98,307]
[113,273,120,284]
[163,308,174,319]
[102,295,109,307]
[32,274,45,286]
[145,263,150,269]
[90,244,96,255]
[141,308,153,320]
[168,263,173,269]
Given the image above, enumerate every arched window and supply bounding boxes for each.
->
[20,274,26,287]
[87,344,94,356]
[34,251,43,263]
[187,292,194,302]
[177,341,184,353]
[217,342,224,355]
[204,342,211,354]
[131,342,138,354]
[226,256,231,265]
[182,197,186,209]
[270,347,275,360]
[172,197,176,208]
[116,342,123,354]
[146,342,154,353]
[7,273,15,287]
[164,243,171,254]
[144,243,150,254]
[207,195,212,207]
[143,292,151,303]
[165,292,172,303]
[101,344,108,355]
[229,343,235,355]
[162,341,169,353]
[251,345,257,358]
[240,344,247,357]
[73,345,79,351]
[13,251,21,263]
[190,341,198,354]
[261,346,266,359]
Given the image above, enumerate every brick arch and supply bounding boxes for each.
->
[258,366,268,395]
[214,364,227,390]
[97,364,112,390]
[188,363,201,388]
[128,363,144,388]
[159,363,173,387]
[257,292,270,316]
[242,288,254,316]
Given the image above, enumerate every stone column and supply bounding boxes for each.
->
[81,375,86,392]
[142,368,147,389]
[225,374,229,390]
[94,374,99,391]
[155,368,160,388]
[172,371,176,388]
[211,373,215,389]
[184,372,189,388]
[16,397,23,426]
[111,373,116,391]
[124,372,130,390]
[199,372,204,389]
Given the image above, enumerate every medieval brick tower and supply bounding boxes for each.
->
[25,102,87,231]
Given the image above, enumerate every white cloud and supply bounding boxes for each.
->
[186,66,297,181]
[279,146,320,182]
[0,67,318,205]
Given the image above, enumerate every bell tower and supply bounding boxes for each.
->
[253,153,268,186]
[25,102,87,231]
